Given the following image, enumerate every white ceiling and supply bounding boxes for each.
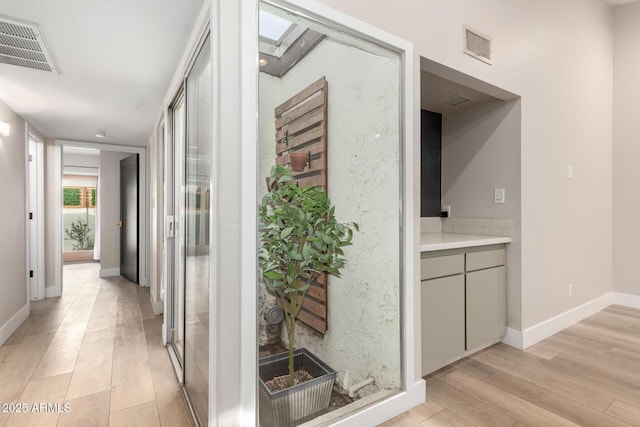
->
[0,0,203,146]
[421,71,499,115]
[606,0,640,6]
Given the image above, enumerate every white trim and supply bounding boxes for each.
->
[503,293,614,349]
[0,303,29,347]
[612,292,640,309]
[500,327,523,349]
[99,267,120,278]
[150,293,164,315]
[54,140,148,295]
[26,125,45,301]
[329,381,426,427]
[239,0,257,426]
[44,286,61,298]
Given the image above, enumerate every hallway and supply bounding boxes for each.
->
[0,263,191,426]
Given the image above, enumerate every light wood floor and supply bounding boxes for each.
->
[0,262,192,427]
[381,304,640,427]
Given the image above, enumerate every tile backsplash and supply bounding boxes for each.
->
[420,217,443,233]
[421,217,514,237]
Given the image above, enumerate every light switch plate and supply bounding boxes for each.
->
[494,188,505,204]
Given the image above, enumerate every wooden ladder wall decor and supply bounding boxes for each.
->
[274,76,329,334]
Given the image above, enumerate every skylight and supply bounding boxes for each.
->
[259,10,294,42]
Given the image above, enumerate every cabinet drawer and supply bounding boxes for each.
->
[421,254,464,280]
[466,248,506,271]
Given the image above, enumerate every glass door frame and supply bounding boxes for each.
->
[165,87,186,384]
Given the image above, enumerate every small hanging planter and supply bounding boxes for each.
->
[289,152,309,172]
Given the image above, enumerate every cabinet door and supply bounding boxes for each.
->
[466,266,507,350]
[421,274,465,375]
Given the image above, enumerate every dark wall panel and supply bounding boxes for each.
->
[421,109,442,217]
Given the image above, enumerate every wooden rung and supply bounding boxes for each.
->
[293,171,326,188]
[276,95,324,129]
[275,140,326,165]
[276,129,325,154]
[275,77,326,117]
[297,310,327,334]
[301,297,327,318]
[276,109,324,142]
[306,284,326,301]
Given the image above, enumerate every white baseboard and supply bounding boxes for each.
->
[45,285,61,298]
[501,293,613,349]
[0,303,30,347]
[500,327,523,349]
[612,292,640,309]
[99,267,120,278]
[329,380,426,427]
[151,294,164,316]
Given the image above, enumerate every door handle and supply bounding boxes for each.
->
[117,220,123,228]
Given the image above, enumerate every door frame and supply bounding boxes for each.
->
[51,140,148,297]
[25,123,45,300]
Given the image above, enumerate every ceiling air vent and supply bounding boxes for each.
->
[0,15,58,73]
[464,25,492,65]
[441,94,472,108]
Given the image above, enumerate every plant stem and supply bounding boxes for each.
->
[288,308,296,388]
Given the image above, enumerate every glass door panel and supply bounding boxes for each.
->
[170,93,186,367]
[184,34,212,425]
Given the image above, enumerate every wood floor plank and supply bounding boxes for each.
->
[66,328,115,400]
[471,344,614,411]
[58,390,111,427]
[604,399,640,425]
[483,370,632,427]
[0,332,54,383]
[426,376,516,427]
[110,332,156,412]
[420,409,475,427]
[109,401,161,427]
[442,370,579,427]
[407,399,445,423]
[546,352,640,403]
[144,318,172,373]
[150,368,192,427]
[604,304,640,320]
[4,372,71,427]
[563,322,640,353]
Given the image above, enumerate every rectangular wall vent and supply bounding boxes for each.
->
[464,25,492,65]
[0,15,58,73]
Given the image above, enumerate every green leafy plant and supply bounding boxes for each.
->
[259,165,358,388]
[65,219,94,250]
[63,188,81,206]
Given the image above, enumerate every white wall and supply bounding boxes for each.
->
[613,2,640,298]
[99,151,133,274]
[319,0,614,331]
[147,123,165,313]
[259,38,403,391]
[0,98,28,338]
[442,100,522,328]
[44,138,58,289]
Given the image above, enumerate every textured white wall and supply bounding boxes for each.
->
[318,0,614,331]
[0,99,28,327]
[613,2,640,297]
[259,38,402,391]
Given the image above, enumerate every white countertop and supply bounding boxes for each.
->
[420,233,512,252]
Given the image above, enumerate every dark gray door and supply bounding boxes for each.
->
[120,154,139,283]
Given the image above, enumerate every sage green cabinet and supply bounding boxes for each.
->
[421,245,507,376]
[421,274,465,375]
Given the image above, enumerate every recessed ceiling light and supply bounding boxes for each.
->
[259,58,268,66]
[96,131,106,138]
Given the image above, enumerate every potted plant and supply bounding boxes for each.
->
[258,165,358,426]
